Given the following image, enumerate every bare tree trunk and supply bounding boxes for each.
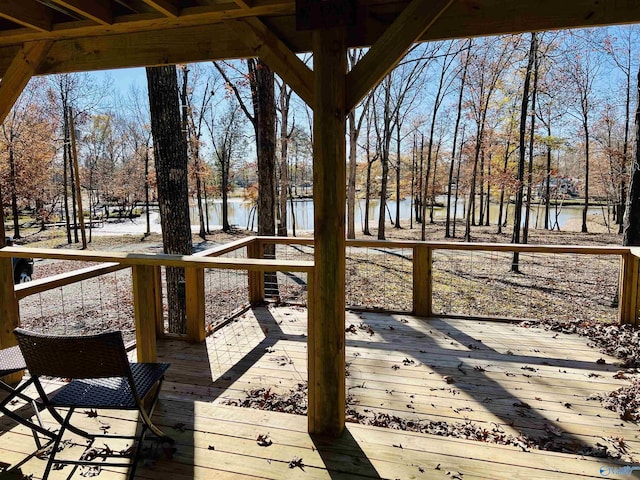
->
[430,141,440,223]
[497,141,511,234]
[250,59,276,238]
[485,153,491,226]
[452,127,465,238]
[512,32,537,272]
[221,154,230,231]
[417,134,424,231]
[364,158,373,236]
[465,122,483,242]
[378,156,389,240]
[146,65,193,334]
[410,133,416,230]
[394,115,402,229]
[523,46,539,243]
[445,41,470,237]
[145,148,151,236]
[421,134,432,239]
[479,150,485,225]
[582,120,590,233]
[544,121,552,230]
[9,146,19,238]
[203,179,211,234]
[278,84,291,237]
[249,59,277,294]
[623,64,640,246]
[347,109,357,239]
[62,113,72,244]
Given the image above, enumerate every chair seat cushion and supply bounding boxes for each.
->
[0,345,27,377]
[48,363,170,409]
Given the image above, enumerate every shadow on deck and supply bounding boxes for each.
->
[1,306,639,479]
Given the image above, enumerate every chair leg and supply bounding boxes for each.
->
[43,407,74,480]
[127,424,149,480]
[0,378,56,443]
[45,404,95,440]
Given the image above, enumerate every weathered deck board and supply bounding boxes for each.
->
[1,306,639,479]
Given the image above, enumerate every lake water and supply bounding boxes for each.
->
[191,197,607,232]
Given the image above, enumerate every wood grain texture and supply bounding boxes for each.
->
[309,26,346,437]
[132,264,158,362]
[233,17,314,106]
[345,0,454,112]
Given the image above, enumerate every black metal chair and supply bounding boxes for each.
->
[0,344,55,448]
[14,328,173,479]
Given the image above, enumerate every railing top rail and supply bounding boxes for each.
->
[194,236,257,257]
[0,247,314,273]
[255,236,315,246]
[257,236,628,255]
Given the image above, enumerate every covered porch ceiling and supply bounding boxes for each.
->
[0,0,639,82]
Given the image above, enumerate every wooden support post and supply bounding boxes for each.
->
[308,26,346,437]
[132,264,158,362]
[413,245,432,317]
[619,252,639,326]
[247,239,264,304]
[185,266,205,342]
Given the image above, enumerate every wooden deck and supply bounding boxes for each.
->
[1,307,639,479]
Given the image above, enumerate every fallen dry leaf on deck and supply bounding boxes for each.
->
[288,457,304,470]
[257,434,273,447]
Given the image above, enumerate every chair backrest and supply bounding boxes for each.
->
[14,328,131,379]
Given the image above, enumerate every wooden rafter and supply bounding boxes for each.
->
[233,17,313,106]
[0,1,52,32]
[0,2,293,47]
[345,0,454,112]
[140,0,180,18]
[233,0,253,8]
[49,0,113,25]
[0,40,52,122]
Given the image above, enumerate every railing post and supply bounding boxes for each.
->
[620,252,639,326]
[0,257,22,384]
[413,245,432,317]
[247,238,264,304]
[132,264,158,362]
[185,266,205,342]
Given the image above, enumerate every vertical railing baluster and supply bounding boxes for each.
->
[413,244,432,317]
[247,238,265,304]
[132,264,158,362]
[185,266,205,342]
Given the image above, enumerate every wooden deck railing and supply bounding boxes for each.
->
[0,244,314,363]
[252,237,634,325]
[1,237,637,366]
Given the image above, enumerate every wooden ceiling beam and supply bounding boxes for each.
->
[233,0,253,8]
[140,0,180,18]
[18,23,255,75]
[233,17,313,106]
[345,0,454,112]
[49,1,113,25]
[0,1,52,32]
[0,2,294,45]
[0,1,637,77]
[0,40,52,122]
